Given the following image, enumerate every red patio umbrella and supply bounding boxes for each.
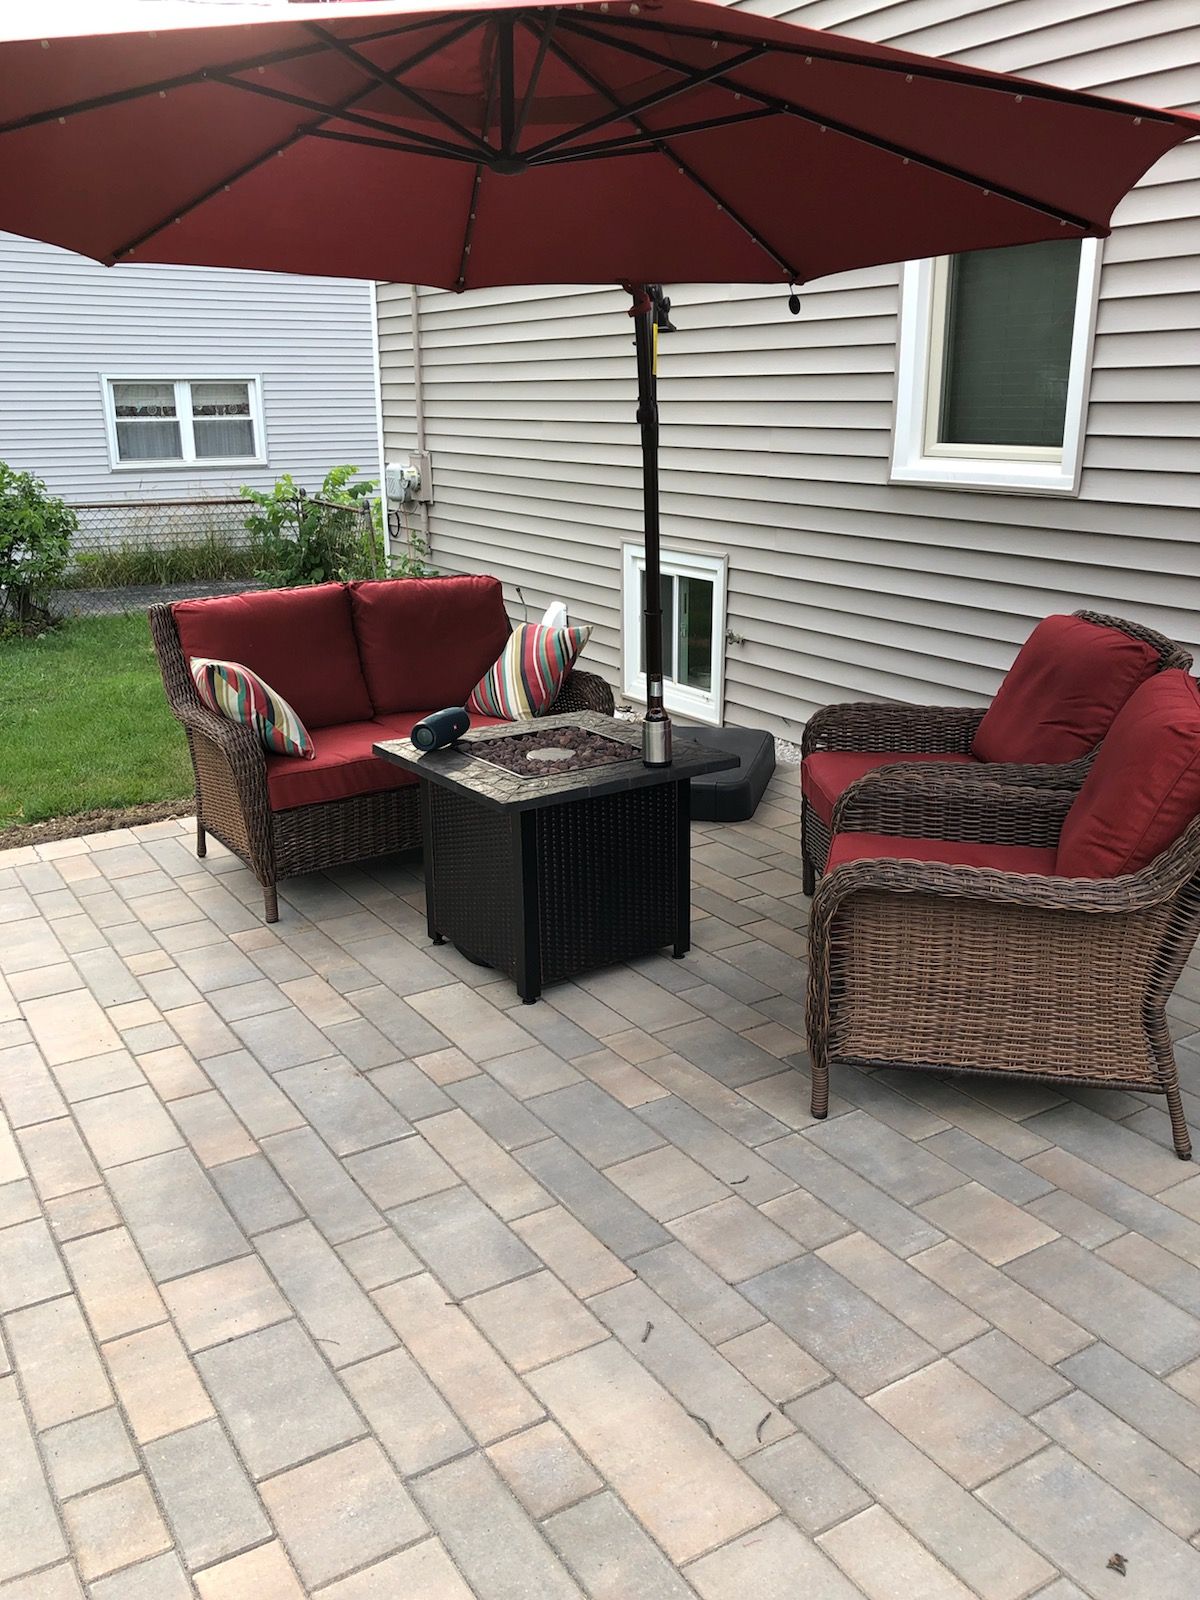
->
[1,0,1193,762]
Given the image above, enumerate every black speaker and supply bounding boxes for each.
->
[411,706,470,751]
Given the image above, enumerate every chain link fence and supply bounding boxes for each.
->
[53,498,261,617]
[51,496,379,617]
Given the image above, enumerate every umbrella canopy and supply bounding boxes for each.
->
[0,0,1193,290]
[0,0,1193,763]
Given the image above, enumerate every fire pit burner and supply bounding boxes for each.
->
[469,725,638,778]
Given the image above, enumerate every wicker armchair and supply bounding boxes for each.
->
[800,611,1192,894]
[807,769,1198,1160]
[149,602,614,922]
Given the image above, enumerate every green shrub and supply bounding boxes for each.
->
[0,461,76,634]
[241,466,385,587]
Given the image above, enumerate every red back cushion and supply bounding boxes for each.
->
[173,584,372,730]
[1057,671,1200,878]
[972,614,1160,765]
[349,575,512,714]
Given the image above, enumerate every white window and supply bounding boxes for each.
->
[621,543,727,725]
[891,238,1101,495]
[103,377,265,468]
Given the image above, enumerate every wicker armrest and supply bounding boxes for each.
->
[801,702,984,758]
[832,771,1073,848]
[174,699,266,766]
[815,848,1176,919]
[553,668,615,716]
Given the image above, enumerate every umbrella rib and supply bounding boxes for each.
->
[533,106,780,165]
[306,21,497,160]
[511,15,557,149]
[521,44,769,162]
[0,16,453,139]
[542,32,800,280]
[561,17,1101,232]
[209,73,482,161]
[305,127,479,161]
[578,12,1186,127]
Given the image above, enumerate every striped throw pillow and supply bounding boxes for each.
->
[190,657,315,759]
[468,622,591,720]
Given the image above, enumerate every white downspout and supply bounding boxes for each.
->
[410,282,432,560]
[368,279,390,572]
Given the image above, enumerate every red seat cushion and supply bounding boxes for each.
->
[173,584,372,730]
[827,831,1058,876]
[802,750,973,825]
[265,710,510,812]
[972,614,1160,765]
[266,720,412,811]
[349,575,513,714]
[1057,671,1200,878]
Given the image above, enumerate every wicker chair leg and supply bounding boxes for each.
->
[196,820,206,859]
[263,884,279,924]
[802,852,815,896]
[810,1054,829,1118]
[1163,1075,1193,1161]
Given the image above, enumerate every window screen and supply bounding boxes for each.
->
[938,239,1082,449]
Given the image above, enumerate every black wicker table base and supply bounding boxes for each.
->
[374,712,738,1003]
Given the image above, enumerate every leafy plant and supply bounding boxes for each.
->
[64,534,260,589]
[241,465,385,587]
[0,462,76,634]
[389,506,435,579]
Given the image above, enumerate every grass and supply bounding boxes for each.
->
[64,534,261,589]
[0,613,193,830]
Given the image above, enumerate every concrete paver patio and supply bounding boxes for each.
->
[4,762,1200,1598]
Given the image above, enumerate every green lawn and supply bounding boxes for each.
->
[0,613,193,830]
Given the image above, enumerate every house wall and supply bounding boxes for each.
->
[0,231,380,508]
[377,0,1200,745]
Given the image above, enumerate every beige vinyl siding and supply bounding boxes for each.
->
[378,0,1199,740]
[0,232,379,505]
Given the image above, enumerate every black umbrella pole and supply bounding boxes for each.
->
[633,290,672,767]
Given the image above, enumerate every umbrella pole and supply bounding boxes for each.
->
[630,285,672,767]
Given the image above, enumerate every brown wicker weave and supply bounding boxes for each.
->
[148,601,614,922]
[806,768,1198,1160]
[800,611,1192,893]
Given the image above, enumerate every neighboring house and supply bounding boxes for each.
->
[377,0,1199,740]
[0,230,381,545]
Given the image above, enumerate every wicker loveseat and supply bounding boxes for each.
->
[807,669,1200,1160]
[800,611,1192,894]
[150,575,613,921]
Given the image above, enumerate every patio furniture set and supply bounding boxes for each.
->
[152,585,1200,1161]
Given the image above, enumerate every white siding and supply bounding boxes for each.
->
[0,232,379,505]
[378,0,1199,742]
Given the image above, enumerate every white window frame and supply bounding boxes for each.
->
[101,375,267,470]
[621,542,727,726]
[890,238,1102,496]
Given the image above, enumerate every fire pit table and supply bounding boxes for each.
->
[374,711,738,1002]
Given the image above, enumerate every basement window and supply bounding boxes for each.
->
[622,543,727,725]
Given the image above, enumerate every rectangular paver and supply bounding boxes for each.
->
[979,1445,1200,1599]
[793,1382,1054,1600]
[196,1320,364,1478]
[743,1255,937,1395]
[529,1339,775,1564]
